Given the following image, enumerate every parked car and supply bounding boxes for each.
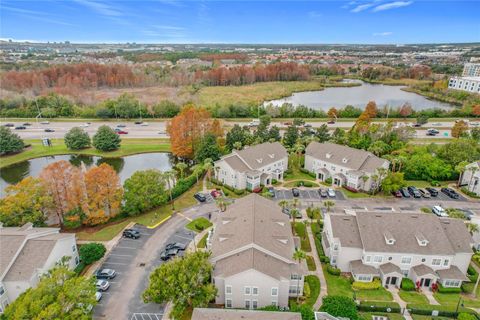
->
[194,193,206,202]
[80,123,90,128]
[15,126,26,130]
[123,228,140,239]
[252,187,263,193]
[283,121,292,126]
[4,123,14,127]
[44,128,55,132]
[392,190,402,198]
[134,121,143,125]
[441,187,459,199]
[23,122,31,126]
[457,209,474,220]
[413,123,422,127]
[407,186,421,198]
[432,205,448,217]
[267,186,275,197]
[40,121,50,125]
[115,128,128,134]
[160,248,179,261]
[248,119,260,127]
[96,280,110,291]
[95,291,103,302]
[425,187,438,197]
[303,123,312,128]
[318,188,328,198]
[292,188,300,197]
[419,189,431,198]
[327,120,336,124]
[400,188,411,198]
[95,269,116,279]
[327,188,336,197]
[166,242,187,251]
[426,131,437,136]
[210,190,222,198]
[427,128,439,134]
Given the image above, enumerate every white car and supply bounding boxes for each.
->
[95,291,102,301]
[140,122,149,126]
[80,123,90,128]
[327,188,336,197]
[40,121,50,125]
[96,279,110,291]
[432,205,448,217]
[248,119,260,127]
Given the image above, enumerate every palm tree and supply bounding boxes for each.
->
[279,200,289,210]
[290,208,300,235]
[323,200,335,213]
[294,143,305,168]
[203,158,213,181]
[233,141,242,150]
[292,249,307,301]
[361,175,369,192]
[467,222,479,235]
[191,164,203,183]
[455,161,468,187]
[163,170,176,210]
[175,162,188,179]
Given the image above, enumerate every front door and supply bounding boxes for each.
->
[390,277,397,286]
[424,278,431,287]
[334,178,341,186]
[318,173,324,180]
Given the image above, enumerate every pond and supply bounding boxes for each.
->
[264,80,455,111]
[0,152,175,194]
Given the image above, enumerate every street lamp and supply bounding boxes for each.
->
[454,297,463,319]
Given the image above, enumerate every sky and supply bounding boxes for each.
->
[1,0,479,44]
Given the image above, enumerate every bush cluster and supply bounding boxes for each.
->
[467,265,478,282]
[326,264,341,275]
[352,278,381,290]
[357,301,401,313]
[400,278,415,291]
[437,284,462,293]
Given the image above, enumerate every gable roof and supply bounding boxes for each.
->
[218,142,287,172]
[328,212,473,255]
[192,308,302,320]
[306,142,389,174]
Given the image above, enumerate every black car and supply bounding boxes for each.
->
[123,228,140,239]
[441,187,459,199]
[194,192,206,202]
[44,128,55,132]
[292,188,300,197]
[400,188,411,198]
[318,188,328,198]
[426,132,437,136]
[425,187,438,197]
[4,123,14,127]
[134,121,143,125]
[407,186,421,198]
[95,269,116,279]
[117,124,127,128]
[23,122,32,126]
[15,126,26,130]
[160,248,179,261]
[166,242,187,251]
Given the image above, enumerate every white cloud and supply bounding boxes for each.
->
[372,1,413,12]
[73,0,124,17]
[350,3,375,13]
[373,32,393,36]
[308,11,323,18]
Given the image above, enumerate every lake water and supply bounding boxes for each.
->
[264,80,454,110]
[0,152,174,194]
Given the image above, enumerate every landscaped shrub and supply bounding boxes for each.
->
[327,264,341,276]
[306,255,316,271]
[321,296,359,320]
[461,282,474,294]
[303,281,311,299]
[407,304,477,317]
[325,177,332,185]
[352,278,381,290]
[462,187,480,198]
[320,256,330,263]
[467,265,478,282]
[400,278,415,291]
[79,243,106,265]
[458,313,477,320]
[272,179,278,185]
[437,283,462,293]
[358,301,401,313]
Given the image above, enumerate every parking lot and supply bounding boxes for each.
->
[274,188,346,201]
[397,190,468,202]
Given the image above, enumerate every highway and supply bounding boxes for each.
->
[0,119,463,140]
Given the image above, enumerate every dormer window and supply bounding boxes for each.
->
[384,231,395,245]
[326,153,332,159]
[268,154,275,159]
[342,157,348,163]
[277,238,288,244]
[415,232,429,246]
[256,158,263,164]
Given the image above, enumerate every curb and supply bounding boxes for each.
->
[147,215,172,229]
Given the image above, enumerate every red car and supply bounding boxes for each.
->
[327,120,336,124]
[283,121,292,126]
[392,190,402,198]
[116,130,128,134]
[210,190,221,198]
[252,187,263,193]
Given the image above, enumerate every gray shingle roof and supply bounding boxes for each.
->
[412,264,436,277]
[306,142,389,174]
[223,154,250,172]
[330,215,362,248]
[192,308,302,320]
[379,262,402,275]
[234,142,288,170]
[436,266,469,281]
[350,260,380,275]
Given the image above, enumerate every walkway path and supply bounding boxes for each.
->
[387,287,413,320]
[421,288,440,305]
[306,223,327,310]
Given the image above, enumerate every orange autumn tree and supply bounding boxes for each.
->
[84,163,123,225]
[327,107,338,121]
[39,160,86,226]
[364,101,378,119]
[167,104,222,159]
[472,105,480,117]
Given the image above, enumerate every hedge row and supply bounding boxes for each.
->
[467,264,478,282]
[210,177,245,195]
[407,304,478,317]
[326,263,341,275]
[299,168,317,178]
[352,278,382,290]
[358,301,401,313]
[437,284,462,293]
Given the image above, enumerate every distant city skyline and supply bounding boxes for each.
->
[1,0,479,44]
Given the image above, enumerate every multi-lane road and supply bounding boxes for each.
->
[1,119,466,140]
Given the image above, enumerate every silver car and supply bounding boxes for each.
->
[96,280,110,291]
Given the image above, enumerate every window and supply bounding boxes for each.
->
[252,300,258,309]
[75,256,80,266]
[291,274,301,280]
[357,275,371,282]
[226,299,232,308]
[373,255,383,263]
[364,255,372,263]
[72,245,76,252]
[444,280,461,287]
[331,257,337,264]
[245,300,251,309]
[244,287,251,295]
[225,286,232,295]
[333,243,339,250]
[271,301,278,307]
[401,256,412,265]
[289,286,300,294]
[0,285,4,296]
[252,287,258,295]
[432,258,441,266]
[271,287,278,296]
[443,259,450,266]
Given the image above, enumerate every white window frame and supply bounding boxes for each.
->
[443,259,450,266]
[432,258,441,266]
[271,287,278,296]
[244,286,251,295]
[252,287,258,295]
[226,299,232,308]
[0,285,4,296]
[252,300,258,309]
[72,245,76,252]
[245,299,251,309]
[271,300,278,307]
[373,255,383,263]
[401,256,412,265]
[225,285,232,295]
[364,255,372,263]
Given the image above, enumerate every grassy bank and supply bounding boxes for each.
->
[198,81,324,108]
[359,78,431,86]
[0,138,171,169]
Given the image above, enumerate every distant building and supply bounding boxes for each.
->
[462,63,480,77]
[448,76,480,93]
[459,161,480,196]
[192,308,302,320]
[0,223,79,312]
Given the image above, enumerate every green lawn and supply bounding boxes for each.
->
[306,255,316,271]
[322,264,354,298]
[304,275,321,307]
[355,287,393,302]
[398,291,429,304]
[360,313,405,320]
[411,316,451,320]
[405,180,453,188]
[186,217,213,233]
[77,181,203,241]
[293,222,312,252]
[198,233,208,249]
[433,292,480,308]
[1,138,171,169]
[284,180,320,188]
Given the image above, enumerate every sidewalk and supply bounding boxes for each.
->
[306,223,327,309]
[387,287,413,320]
[421,288,440,305]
